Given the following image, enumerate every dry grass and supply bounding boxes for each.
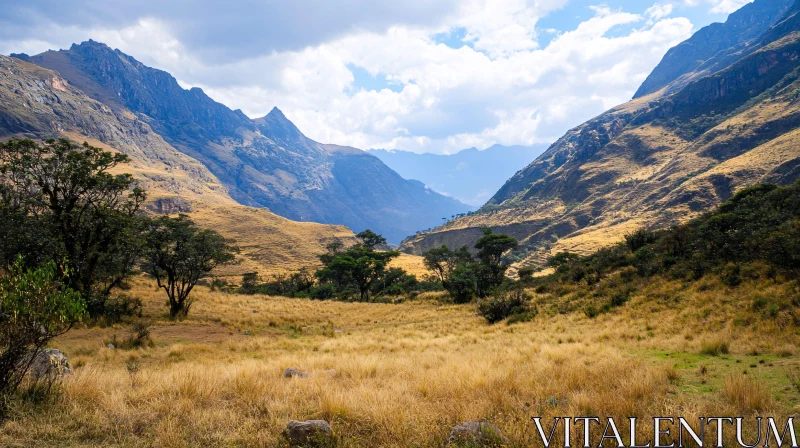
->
[1,274,798,447]
[387,253,430,278]
[723,375,773,412]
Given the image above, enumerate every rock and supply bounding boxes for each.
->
[107,343,115,349]
[447,421,507,446]
[283,420,333,447]
[282,367,310,378]
[25,348,72,381]
[147,197,192,214]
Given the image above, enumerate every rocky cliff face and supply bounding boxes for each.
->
[401,0,800,267]
[28,41,470,243]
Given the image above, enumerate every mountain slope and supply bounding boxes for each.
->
[0,54,356,277]
[400,0,800,268]
[28,41,470,243]
[634,0,795,98]
[369,145,547,207]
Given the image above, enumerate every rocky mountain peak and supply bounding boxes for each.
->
[633,0,795,99]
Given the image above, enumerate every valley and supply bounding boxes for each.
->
[1,273,798,447]
[1,0,800,447]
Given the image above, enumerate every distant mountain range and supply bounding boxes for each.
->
[369,145,547,207]
[401,0,800,268]
[6,41,470,244]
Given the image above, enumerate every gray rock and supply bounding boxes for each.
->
[107,343,115,349]
[284,420,333,447]
[447,421,506,446]
[282,367,310,378]
[147,197,192,214]
[26,348,72,381]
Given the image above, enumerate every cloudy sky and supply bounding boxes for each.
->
[1,0,751,154]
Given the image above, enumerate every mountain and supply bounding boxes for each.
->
[26,41,470,244]
[0,54,357,277]
[400,0,800,269]
[368,144,547,206]
[635,0,796,98]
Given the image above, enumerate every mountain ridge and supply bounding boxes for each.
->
[0,54,357,277]
[27,41,470,243]
[634,0,795,99]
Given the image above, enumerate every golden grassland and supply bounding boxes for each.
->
[1,274,799,447]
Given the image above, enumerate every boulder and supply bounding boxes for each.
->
[147,197,192,214]
[447,421,506,446]
[284,420,333,447]
[282,367,310,378]
[26,348,72,381]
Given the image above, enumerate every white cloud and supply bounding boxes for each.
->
[0,1,696,154]
[645,3,674,24]
[708,0,752,14]
[681,0,753,14]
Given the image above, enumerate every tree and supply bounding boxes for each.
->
[423,245,472,283]
[356,229,386,250]
[315,232,399,301]
[0,139,145,315]
[446,264,478,304]
[239,272,260,294]
[474,229,518,286]
[0,259,86,415]
[141,215,237,318]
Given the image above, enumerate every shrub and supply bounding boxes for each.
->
[100,294,143,324]
[625,228,658,252]
[0,260,86,417]
[445,264,478,304]
[310,284,336,301]
[700,339,730,356]
[478,288,531,324]
[720,262,741,287]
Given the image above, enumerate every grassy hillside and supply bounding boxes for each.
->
[400,1,800,268]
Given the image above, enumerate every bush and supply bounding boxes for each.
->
[0,260,86,416]
[517,266,535,282]
[310,284,336,301]
[625,228,658,252]
[445,264,478,304]
[99,294,143,324]
[720,262,741,287]
[478,288,531,324]
[700,340,730,356]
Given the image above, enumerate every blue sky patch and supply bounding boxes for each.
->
[347,63,403,94]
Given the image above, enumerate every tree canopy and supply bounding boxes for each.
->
[141,215,237,318]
